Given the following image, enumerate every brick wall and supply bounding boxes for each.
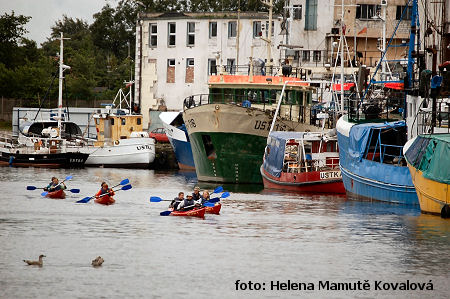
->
[167,66,175,83]
[185,66,194,83]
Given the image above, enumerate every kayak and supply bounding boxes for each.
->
[95,194,115,205]
[205,203,221,215]
[169,207,206,218]
[46,189,66,199]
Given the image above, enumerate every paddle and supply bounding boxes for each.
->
[210,191,230,202]
[150,196,220,203]
[27,175,73,191]
[76,179,131,203]
[38,175,74,196]
[76,184,132,204]
[41,188,81,196]
[210,186,223,195]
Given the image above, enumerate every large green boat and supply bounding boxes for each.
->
[183,74,321,184]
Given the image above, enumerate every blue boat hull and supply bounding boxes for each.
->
[169,136,195,170]
[340,164,418,205]
[336,117,418,206]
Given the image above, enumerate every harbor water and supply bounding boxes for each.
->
[0,167,449,298]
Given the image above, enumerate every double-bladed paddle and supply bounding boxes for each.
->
[150,196,219,204]
[210,191,230,202]
[76,179,131,203]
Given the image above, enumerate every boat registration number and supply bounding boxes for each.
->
[320,170,341,180]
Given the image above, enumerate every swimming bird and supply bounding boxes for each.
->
[91,256,104,267]
[23,254,45,266]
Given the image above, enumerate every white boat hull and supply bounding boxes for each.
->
[84,138,155,168]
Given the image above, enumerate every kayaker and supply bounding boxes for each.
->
[199,190,210,206]
[178,194,196,211]
[44,177,66,192]
[192,186,201,202]
[95,182,115,199]
[169,192,184,210]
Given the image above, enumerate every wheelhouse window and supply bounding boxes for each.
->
[265,21,274,37]
[302,50,310,62]
[313,50,321,62]
[209,22,217,38]
[149,23,157,47]
[187,22,195,46]
[168,22,176,46]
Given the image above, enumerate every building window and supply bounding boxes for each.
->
[186,58,194,83]
[356,4,380,19]
[167,59,175,83]
[313,50,321,62]
[149,23,157,47]
[168,22,176,46]
[208,58,217,75]
[265,21,274,37]
[253,21,262,38]
[293,5,302,20]
[228,21,237,38]
[209,22,217,38]
[302,51,310,62]
[187,22,195,46]
[226,58,235,74]
[396,6,412,20]
[305,0,317,30]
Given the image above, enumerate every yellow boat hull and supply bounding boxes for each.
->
[407,164,450,215]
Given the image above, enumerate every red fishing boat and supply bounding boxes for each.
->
[205,203,221,215]
[94,194,115,205]
[169,207,206,218]
[261,131,345,193]
[45,189,66,199]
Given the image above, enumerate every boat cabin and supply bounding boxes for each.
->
[264,131,340,177]
[93,109,145,146]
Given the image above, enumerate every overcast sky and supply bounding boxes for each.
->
[0,0,118,46]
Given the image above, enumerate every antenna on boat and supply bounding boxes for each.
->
[57,32,70,139]
[261,0,274,75]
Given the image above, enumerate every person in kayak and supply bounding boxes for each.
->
[169,192,184,210]
[178,194,196,211]
[95,182,115,199]
[198,190,210,206]
[192,186,201,202]
[44,177,66,192]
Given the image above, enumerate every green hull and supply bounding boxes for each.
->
[190,132,267,184]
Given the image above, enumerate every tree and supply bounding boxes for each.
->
[0,11,32,68]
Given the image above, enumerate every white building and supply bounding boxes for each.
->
[134,12,284,128]
[282,0,335,71]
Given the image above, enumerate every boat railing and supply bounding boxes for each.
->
[347,88,405,122]
[212,64,309,80]
[365,143,405,166]
[284,157,340,173]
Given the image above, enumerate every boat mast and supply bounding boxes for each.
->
[380,0,387,81]
[236,0,240,69]
[57,33,70,139]
[340,0,345,113]
[261,0,273,75]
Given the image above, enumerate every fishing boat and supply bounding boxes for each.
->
[159,111,195,170]
[404,134,450,217]
[0,33,89,168]
[261,130,344,193]
[169,207,206,218]
[335,0,424,205]
[45,189,66,199]
[183,74,320,184]
[81,81,155,168]
[94,194,115,205]
[205,203,221,214]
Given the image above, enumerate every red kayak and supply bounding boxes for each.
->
[46,189,66,199]
[94,194,115,205]
[170,207,206,218]
[205,203,221,215]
